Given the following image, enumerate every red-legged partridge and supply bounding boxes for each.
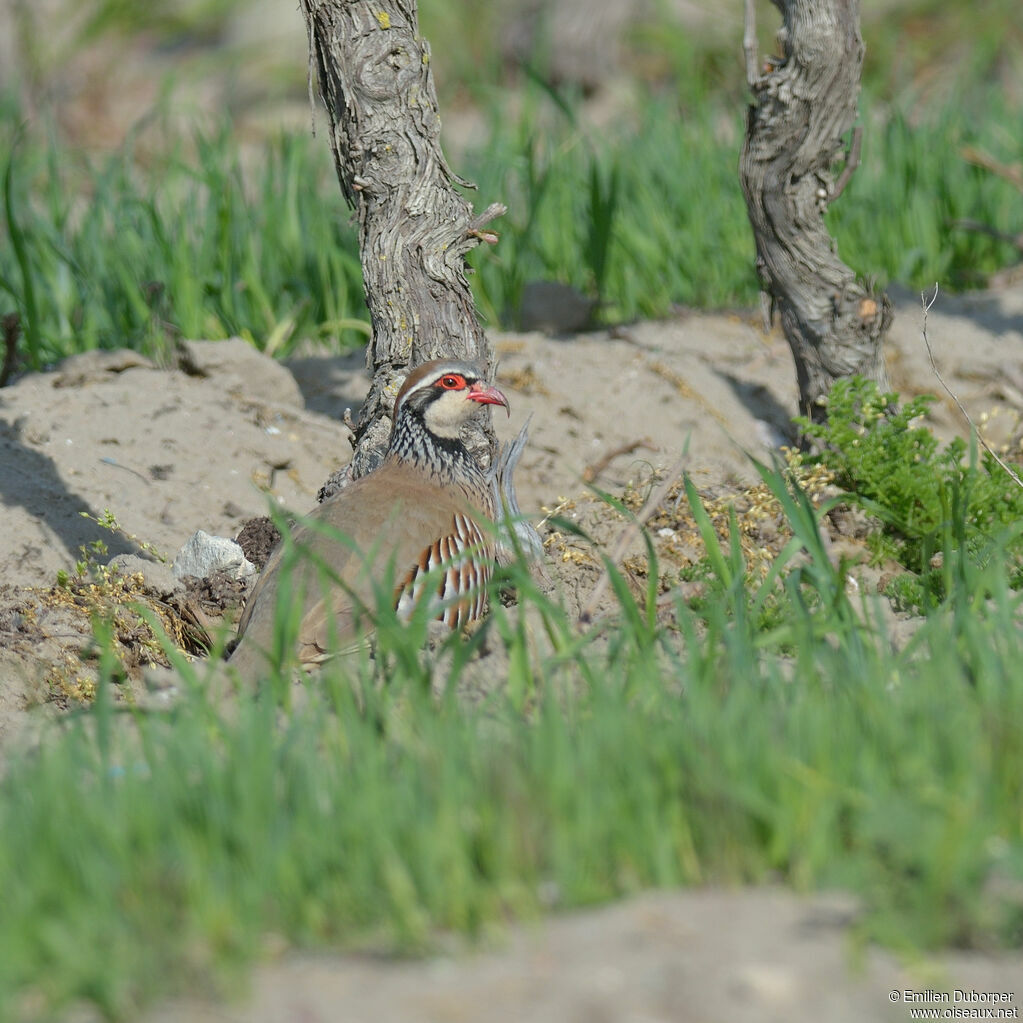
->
[229,360,509,675]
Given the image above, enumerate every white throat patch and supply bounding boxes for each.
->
[422,390,471,438]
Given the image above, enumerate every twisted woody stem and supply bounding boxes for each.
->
[299,0,506,478]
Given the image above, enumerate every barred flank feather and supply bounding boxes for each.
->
[395,512,490,627]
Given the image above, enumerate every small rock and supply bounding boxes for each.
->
[106,554,182,597]
[172,530,256,581]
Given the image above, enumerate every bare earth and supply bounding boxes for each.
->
[149,890,1023,1023]
[2,286,1023,1019]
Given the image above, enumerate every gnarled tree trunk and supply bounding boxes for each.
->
[739,0,891,422]
[299,0,505,480]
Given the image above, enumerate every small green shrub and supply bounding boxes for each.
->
[799,377,1023,606]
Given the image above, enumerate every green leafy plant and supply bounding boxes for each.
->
[83,509,168,564]
[799,377,1023,607]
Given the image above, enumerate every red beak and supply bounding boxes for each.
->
[467,381,510,416]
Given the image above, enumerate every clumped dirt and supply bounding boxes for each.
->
[0,565,211,742]
[2,286,1023,1017]
[183,570,250,619]
[234,516,281,570]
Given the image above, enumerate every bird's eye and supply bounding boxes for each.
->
[437,374,466,390]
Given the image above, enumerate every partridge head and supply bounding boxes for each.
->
[229,359,509,677]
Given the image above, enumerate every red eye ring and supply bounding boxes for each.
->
[437,374,467,390]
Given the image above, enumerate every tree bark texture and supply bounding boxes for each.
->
[299,0,506,479]
[739,0,891,421]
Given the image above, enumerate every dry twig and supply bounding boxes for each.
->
[950,219,1023,254]
[960,146,1023,193]
[582,438,655,484]
[743,0,760,89]
[831,125,863,201]
[920,284,1023,491]
[1,313,20,387]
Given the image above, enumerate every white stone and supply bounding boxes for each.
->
[172,530,255,581]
